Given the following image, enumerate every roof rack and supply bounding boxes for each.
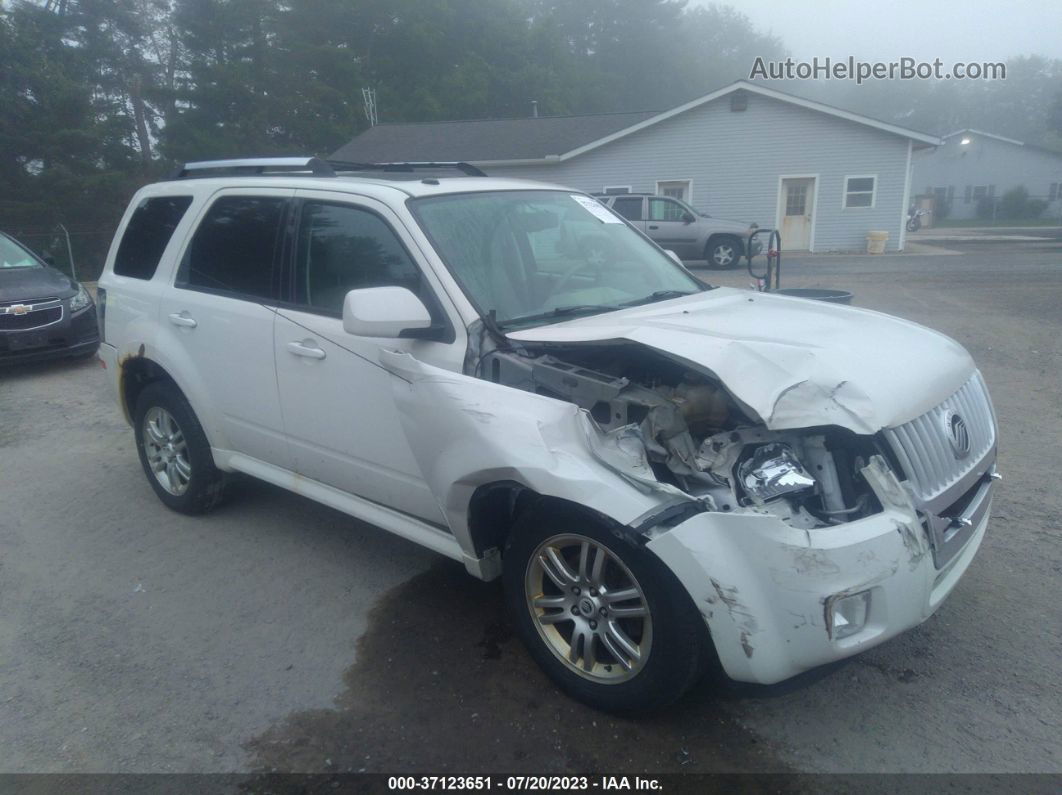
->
[169,157,337,179]
[329,160,487,177]
[168,157,487,180]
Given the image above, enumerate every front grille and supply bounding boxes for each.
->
[883,372,995,503]
[0,306,62,330]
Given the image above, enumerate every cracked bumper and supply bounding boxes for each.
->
[646,464,992,685]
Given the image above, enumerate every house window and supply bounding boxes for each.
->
[843,175,876,208]
[947,186,955,202]
[988,185,996,197]
[973,186,987,201]
[964,185,972,204]
[933,187,947,205]
[602,186,631,195]
[656,179,691,202]
[1050,183,1059,201]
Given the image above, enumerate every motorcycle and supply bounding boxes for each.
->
[906,207,928,232]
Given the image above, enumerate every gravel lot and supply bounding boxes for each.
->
[1,241,1060,775]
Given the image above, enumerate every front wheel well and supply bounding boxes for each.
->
[706,234,744,254]
[466,483,636,559]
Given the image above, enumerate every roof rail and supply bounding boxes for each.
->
[167,157,488,181]
[328,160,487,177]
[169,157,336,179]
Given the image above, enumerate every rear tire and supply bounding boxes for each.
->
[503,503,707,714]
[706,237,741,269]
[133,381,226,514]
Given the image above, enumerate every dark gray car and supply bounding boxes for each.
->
[0,231,99,364]
[595,193,759,268]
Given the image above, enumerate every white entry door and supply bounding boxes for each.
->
[779,177,815,250]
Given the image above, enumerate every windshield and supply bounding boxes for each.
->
[410,190,704,328]
[0,235,43,269]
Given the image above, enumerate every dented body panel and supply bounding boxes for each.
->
[647,456,992,683]
[508,287,974,434]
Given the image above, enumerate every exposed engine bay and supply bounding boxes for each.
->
[475,338,887,529]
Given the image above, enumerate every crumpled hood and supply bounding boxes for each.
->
[0,265,76,304]
[507,287,975,434]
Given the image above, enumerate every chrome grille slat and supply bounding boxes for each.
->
[884,372,996,503]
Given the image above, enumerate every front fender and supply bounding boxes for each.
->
[379,350,676,559]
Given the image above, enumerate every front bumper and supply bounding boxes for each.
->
[646,456,992,684]
[0,304,99,365]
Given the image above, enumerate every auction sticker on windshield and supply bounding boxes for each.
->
[570,193,623,223]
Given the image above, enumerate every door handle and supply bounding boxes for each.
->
[286,340,327,360]
[168,312,197,328]
[648,224,659,230]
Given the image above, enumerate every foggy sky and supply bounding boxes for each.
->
[700,0,1062,64]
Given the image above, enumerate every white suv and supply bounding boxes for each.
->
[98,157,998,713]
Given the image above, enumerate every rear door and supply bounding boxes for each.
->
[609,196,646,232]
[271,190,461,522]
[158,189,292,466]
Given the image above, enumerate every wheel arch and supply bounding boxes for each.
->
[466,482,641,563]
[706,232,745,257]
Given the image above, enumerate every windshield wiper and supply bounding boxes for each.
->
[497,304,615,329]
[618,290,698,308]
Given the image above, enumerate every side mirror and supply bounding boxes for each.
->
[43,254,56,266]
[682,212,695,224]
[342,286,432,338]
[664,250,683,264]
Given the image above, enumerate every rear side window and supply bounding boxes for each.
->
[293,201,422,315]
[611,196,643,221]
[182,196,286,299]
[114,196,193,279]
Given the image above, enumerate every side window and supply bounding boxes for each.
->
[648,198,686,222]
[114,196,193,279]
[611,197,643,221]
[294,201,422,315]
[181,196,286,299]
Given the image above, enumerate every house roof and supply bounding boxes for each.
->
[330,110,661,165]
[332,80,942,165]
[941,128,1062,158]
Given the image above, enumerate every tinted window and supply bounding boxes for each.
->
[183,196,285,299]
[611,197,643,221]
[114,196,193,279]
[293,202,422,314]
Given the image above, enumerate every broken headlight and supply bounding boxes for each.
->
[737,443,815,503]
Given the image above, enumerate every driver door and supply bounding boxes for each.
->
[646,197,700,258]
[272,191,461,523]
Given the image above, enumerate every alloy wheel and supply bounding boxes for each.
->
[525,533,652,683]
[142,406,192,496]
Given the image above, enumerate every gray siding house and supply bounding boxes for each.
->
[333,81,941,253]
[912,129,1062,221]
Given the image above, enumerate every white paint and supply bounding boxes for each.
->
[509,287,975,434]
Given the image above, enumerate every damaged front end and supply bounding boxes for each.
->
[476,335,890,533]
[448,325,996,685]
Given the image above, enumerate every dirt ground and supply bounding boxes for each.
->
[1,241,1060,775]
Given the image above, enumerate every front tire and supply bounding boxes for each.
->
[503,504,708,713]
[706,237,741,269]
[133,381,226,514]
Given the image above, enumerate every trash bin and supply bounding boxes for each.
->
[866,230,889,254]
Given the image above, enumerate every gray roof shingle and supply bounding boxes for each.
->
[330,110,660,163]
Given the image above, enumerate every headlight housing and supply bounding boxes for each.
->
[737,442,815,503]
[69,283,92,313]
